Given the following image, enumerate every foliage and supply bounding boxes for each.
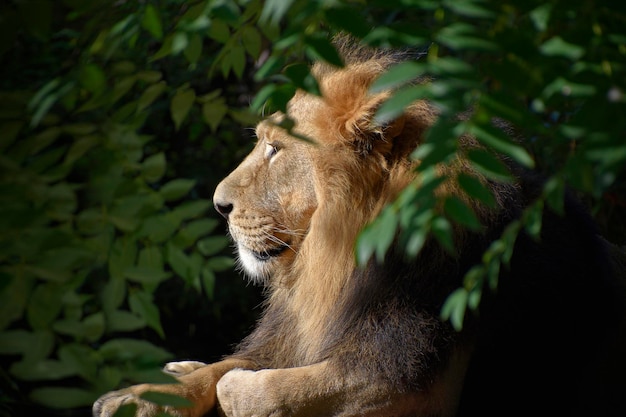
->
[1,0,625,415]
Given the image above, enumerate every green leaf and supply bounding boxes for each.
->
[431,216,455,253]
[58,343,98,381]
[254,55,285,81]
[112,404,138,417]
[540,36,585,60]
[129,291,164,338]
[106,310,146,333]
[523,201,543,240]
[241,26,262,58]
[201,267,216,300]
[102,278,126,312]
[469,123,534,168]
[324,7,371,37]
[160,179,197,201]
[171,32,189,56]
[169,200,212,223]
[170,88,196,130]
[138,81,167,112]
[375,85,428,124]
[444,0,494,18]
[467,149,513,182]
[124,266,171,285]
[304,35,343,67]
[11,359,76,381]
[197,236,230,257]
[26,284,65,329]
[530,3,552,32]
[30,387,97,409]
[441,288,468,331]
[260,0,294,25]
[142,152,166,182]
[230,45,247,79]
[374,207,398,263]
[206,256,234,272]
[284,64,320,96]
[98,339,172,363]
[457,173,496,208]
[80,64,106,95]
[443,196,481,230]
[371,62,425,94]
[140,391,193,408]
[202,100,229,132]
[142,5,163,40]
[208,19,230,43]
[184,33,203,65]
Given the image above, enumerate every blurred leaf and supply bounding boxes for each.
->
[201,267,216,299]
[142,5,163,40]
[124,266,171,285]
[202,100,229,132]
[444,196,481,230]
[260,0,294,25]
[241,26,262,58]
[98,339,172,363]
[375,85,427,124]
[30,387,97,409]
[106,310,146,333]
[140,391,193,408]
[11,359,76,381]
[80,63,106,95]
[431,216,455,253]
[469,122,534,168]
[138,81,167,112]
[304,34,343,67]
[129,291,164,338]
[197,236,230,257]
[457,173,496,208]
[325,7,371,37]
[159,179,197,202]
[170,88,196,130]
[540,36,585,60]
[112,403,137,417]
[184,33,203,65]
[142,152,166,183]
[371,62,425,94]
[444,0,494,18]
[284,63,320,95]
[467,149,513,182]
[26,284,65,330]
[206,256,234,272]
[530,3,552,32]
[441,288,468,331]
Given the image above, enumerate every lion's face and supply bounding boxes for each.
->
[213,108,319,284]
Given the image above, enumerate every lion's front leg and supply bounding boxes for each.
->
[216,350,471,417]
[93,358,254,417]
[216,360,393,417]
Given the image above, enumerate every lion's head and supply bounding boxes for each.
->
[214,40,470,290]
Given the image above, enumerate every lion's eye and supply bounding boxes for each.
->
[265,142,279,159]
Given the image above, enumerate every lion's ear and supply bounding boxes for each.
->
[350,102,406,156]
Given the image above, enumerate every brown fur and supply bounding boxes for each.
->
[93,38,623,417]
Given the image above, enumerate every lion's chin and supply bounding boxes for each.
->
[236,244,288,284]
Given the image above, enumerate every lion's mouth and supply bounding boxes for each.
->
[251,244,289,261]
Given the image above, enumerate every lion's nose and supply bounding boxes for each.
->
[214,200,233,219]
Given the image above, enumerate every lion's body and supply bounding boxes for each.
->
[94,39,625,417]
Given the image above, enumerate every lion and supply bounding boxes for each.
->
[94,38,624,417]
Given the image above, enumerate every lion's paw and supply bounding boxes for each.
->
[163,361,207,376]
[93,387,184,417]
